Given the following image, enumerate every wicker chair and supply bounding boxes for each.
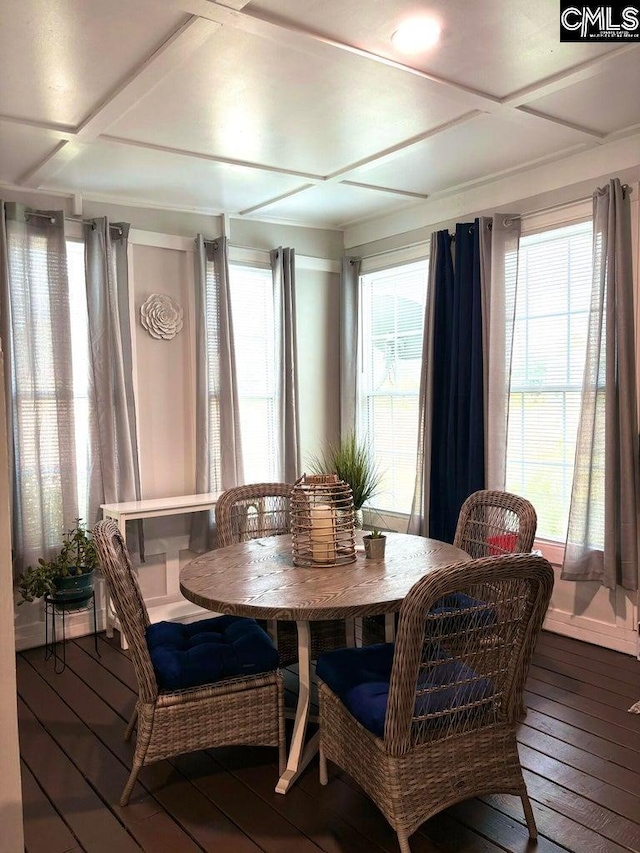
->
[453,489,537,557]
[362,490,537,645]
[215,482,293,546]
[318,553,554,853]
[215,483,349,666]
[92,519,285,807]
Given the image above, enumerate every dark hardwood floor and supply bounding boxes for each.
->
[17,630,640,853]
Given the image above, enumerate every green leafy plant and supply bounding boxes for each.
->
[308,432,381,511]
[367,528,385,539]
[18,519,98,605]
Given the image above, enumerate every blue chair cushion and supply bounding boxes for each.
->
[317,642,494,738]
[146,615,279,691]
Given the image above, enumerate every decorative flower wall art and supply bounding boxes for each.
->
[140,293,184,340]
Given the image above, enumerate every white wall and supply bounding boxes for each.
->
[134,243,197,500]
[297,268,341,462]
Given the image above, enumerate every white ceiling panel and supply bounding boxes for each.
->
[46,139,309,212]
[344,113,588,195]
[0,123,63,184]
[2,0,637,228]
[252,182,415,228]
[0,0,185,127]
[246,0,616,98]
[107,25,477,176]
[527,50,640,136]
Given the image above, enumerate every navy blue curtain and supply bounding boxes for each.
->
[429,221,485,543]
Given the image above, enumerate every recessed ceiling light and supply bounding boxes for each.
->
[391,17,441,54]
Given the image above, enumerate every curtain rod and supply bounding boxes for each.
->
[354,216,517,259]
[24,211,124,236]
[195,237,280,253]
[522,183,631,218]
[25,211,56,224]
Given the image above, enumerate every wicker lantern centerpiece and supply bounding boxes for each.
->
[290,474,356,567]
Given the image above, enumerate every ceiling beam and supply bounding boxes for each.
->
[239,184,315,216]
[19,140,86,187]
[501,45,637,107]
[516,107,606,140]
[325,111,484,181]
[101,134,326,182]
[19,15,219,189]
[340,181,428,200]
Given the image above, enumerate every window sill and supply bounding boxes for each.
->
[534,538,565,568]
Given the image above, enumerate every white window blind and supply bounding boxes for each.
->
[506,220,593,542]
[358,259,428,514]
[229,264,277,482]
[66,239,92,522]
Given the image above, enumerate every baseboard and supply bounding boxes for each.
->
[16,595,637,658]
[543,608,638,657]
[15,606,108,652]
[15,596,215,652]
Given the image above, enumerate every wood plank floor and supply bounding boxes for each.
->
[17,630,640,853]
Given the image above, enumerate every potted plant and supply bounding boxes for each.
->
[363,528,386,560]
[18,519,99,610]
[308,432,382,525]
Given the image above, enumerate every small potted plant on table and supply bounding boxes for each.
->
[18,519,99,610]
[363,528,386,560]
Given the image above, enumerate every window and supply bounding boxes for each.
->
[506,220,593,542]
[358,259,428,514]
[6,227,92,561]
[229,263,277,481]
[66,239,92,522]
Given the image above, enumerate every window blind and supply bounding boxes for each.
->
[229,264,277,482]
[506,220,593,542]
[359,259,428,513]
[66,239,91,522]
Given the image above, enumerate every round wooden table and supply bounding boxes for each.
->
[180,531,469,793]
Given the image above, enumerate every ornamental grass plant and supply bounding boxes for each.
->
[308,432,381,511]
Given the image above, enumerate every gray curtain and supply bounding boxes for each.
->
[408,233,437,536]
[191,235,243,551]
[0,203,79,577]
[479,215,521,490]
[340,256,361,437]
[271,247,300,482]
[84,218,143,556]
[562,179,639,591]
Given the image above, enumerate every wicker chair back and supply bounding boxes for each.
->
[386,553,553,754]
[215,482,347,665]
[216,483,293,547]
[453,489,537,558]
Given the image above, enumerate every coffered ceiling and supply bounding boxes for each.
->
[1,0,638,229]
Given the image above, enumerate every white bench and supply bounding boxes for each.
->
[101,493,222,646]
